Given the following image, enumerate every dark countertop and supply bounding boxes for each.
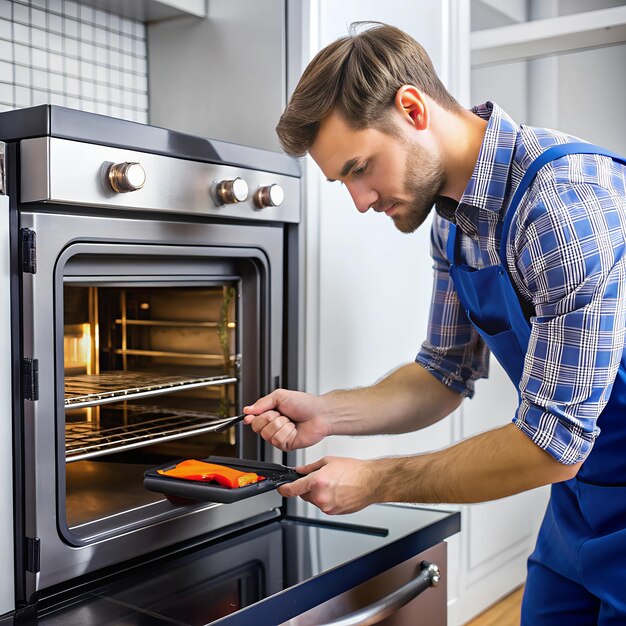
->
[28,504,459,626]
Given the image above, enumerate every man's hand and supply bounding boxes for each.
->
[243,389,331,451]
[278,456,378,515]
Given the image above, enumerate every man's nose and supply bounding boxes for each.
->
[346,183,378,214]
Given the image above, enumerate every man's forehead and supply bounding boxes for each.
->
[310,112,368,179]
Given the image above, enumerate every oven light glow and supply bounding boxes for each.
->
[227,322,236,328]
[140,302,150,310]
[64,323,93,375]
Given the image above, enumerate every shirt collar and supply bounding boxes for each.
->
[451,102,520,237]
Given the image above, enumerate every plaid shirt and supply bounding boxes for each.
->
[416,102,626,464]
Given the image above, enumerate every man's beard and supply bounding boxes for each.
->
[389,141,446,234]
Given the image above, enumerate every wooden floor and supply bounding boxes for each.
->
[465,586,524,626]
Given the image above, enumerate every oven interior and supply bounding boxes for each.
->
[61,278,252,538]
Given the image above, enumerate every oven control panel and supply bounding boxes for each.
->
[20,137,299,223]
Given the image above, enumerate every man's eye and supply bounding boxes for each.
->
[352,164,367,177]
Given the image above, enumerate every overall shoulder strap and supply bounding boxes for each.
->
[498,142,626,261]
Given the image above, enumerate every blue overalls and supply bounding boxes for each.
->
[445,143,626,624]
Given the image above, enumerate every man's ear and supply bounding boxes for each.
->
[394,85,428,130]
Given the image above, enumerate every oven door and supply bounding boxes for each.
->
[20,209,286,595]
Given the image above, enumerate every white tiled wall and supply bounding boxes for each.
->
[0,0,148,122]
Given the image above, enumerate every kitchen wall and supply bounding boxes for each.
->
[472,0,626,153]
[0,0,148,121]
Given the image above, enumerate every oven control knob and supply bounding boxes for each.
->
[215,177,249,205]
[107,162,146,193]
[254,184,284,209]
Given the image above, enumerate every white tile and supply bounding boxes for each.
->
[80,41,94,61]
[12,4,29,26]
[0,19,11,39]
[48,52,63,73]
[135,38,146,58]
[31,89,49,105]
[0,60,12,83]
[79,61,94,80]
[120,18,133,36]
[14,85,31,107]
[30,8,46,30]
[64,1,79,19]
[94,26,106,46]
[49,73,63,93]
[122,72,134,90]
[109,86,121,104]
[65,37,78,57]
[47,0,64,15]
[64,17,78,39]
[95,65,108,84]
[80,80,94,99]
[14,65,29,85]
[49,92,65,106]
[30,26,46,49]
[95,81,108,100]
[95,101,108,115]
[32,68,47,89]
[13,43,30,65]
[0,4,10,20]
[109,67,120,85]
[121,35,133,53]
[134,57,147,75]
[132,21,145,39]
[0,82,13,105]
[81,100,96,113]
[80,22,93,42]
[109,14,120,33]
[136,92,148,109]
[31,47,47,70]
[109,32,119,50]
[48,32,63,53]
[0,38,12,62]
[65,57,79,76]
[31,0,46,9]
[66,96,80,109]
[109,49,120,67]
[66,76,79,96]
[122,88,133,107]
[79,4,93,24]
[0,104,15,113]
[110,105,123,118]
[48,13,63,35]
[94,9,107,27]
[13,23,29,45]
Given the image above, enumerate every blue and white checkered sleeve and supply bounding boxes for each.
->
[416,217,489,398]
[512,180,626,464]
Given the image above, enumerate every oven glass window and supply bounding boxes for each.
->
[63,284,240,531]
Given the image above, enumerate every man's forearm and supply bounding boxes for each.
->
[371,422,581,504]
[324,362,462,437]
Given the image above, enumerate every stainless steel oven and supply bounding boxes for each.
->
[0,105,300,605]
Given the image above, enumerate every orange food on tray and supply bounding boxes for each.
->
[157,459,265,489]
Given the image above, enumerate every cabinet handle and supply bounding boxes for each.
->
[318,560,441,626]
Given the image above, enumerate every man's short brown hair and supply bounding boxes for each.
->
[276,22,461,157]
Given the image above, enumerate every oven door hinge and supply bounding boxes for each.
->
[20,228,37,274]
[23,358,39,401]
[25,537,40,573]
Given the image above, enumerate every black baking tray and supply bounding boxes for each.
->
[143,456,302,504]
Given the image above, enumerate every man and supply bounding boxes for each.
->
[243,22,626,624]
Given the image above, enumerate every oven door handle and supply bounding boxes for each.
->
[318,560,440,626]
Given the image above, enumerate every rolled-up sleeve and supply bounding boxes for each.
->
[416,217,490,398]
[511,180,626,464]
